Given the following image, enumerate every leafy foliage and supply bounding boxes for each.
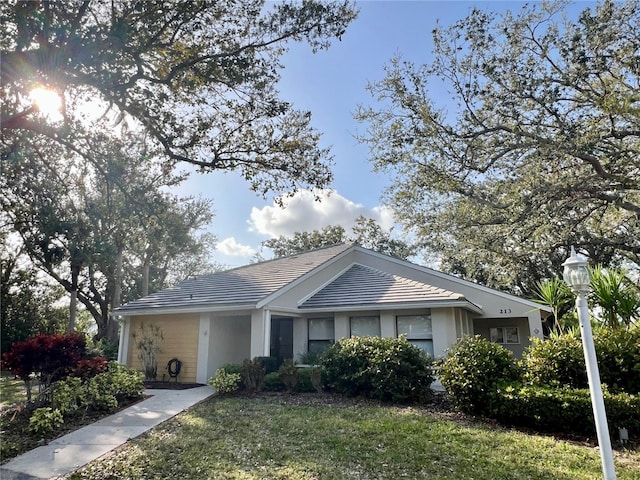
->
[263,216,416,259]
[241,358,266,393]
[522,335,587,389]
[278,359,299,393]
[320,336,433,403]
[590,265,640,328]
[209,368,242,396]
[28,407,64,436]
[356,0,640,293]
[1,332,87,401]
[534,277,575,335]
[438,335,521,414]
[493,384,640,438]
[522,328,640,393]
[1,0,357,196]
[1,134,216,342]
[0,249,67,352]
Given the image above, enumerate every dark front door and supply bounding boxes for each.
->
[270,317,293,365]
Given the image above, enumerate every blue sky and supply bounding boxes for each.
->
[172,0,593,268]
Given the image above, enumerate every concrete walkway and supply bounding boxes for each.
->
[0,386,214,480]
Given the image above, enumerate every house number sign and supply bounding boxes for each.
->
[499,308,512,314]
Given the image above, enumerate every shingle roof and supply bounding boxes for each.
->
[300,263,465,309]
[116,243,352,313]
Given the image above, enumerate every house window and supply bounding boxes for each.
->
[490,327,520,344]
[308,317,334,355]
[350,316,380,337]
[397,314,434,358]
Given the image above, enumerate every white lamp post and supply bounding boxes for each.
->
[562,248,616,480]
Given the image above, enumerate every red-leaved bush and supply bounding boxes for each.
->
[1,332,88,400]
[71,356,109,379]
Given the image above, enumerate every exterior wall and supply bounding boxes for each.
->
[127,314,199,382]
[473,316,530,358]
[292,307,464,361]
[206,314,251,381]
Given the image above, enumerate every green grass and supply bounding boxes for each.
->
[0,371,26,407]
[68,395,640,480]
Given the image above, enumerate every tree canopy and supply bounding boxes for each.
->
[262,216,416,260]
[1,133,216,342]
[1,0,358,196]
[356,0,639,294]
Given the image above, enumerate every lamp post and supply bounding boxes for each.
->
[562,248,616,480]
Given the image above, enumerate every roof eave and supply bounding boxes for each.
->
[297,299,484,314]
[113,303,257,318]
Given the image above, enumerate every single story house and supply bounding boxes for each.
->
[116,243,551,383]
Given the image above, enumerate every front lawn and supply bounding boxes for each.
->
[67,394,640,480]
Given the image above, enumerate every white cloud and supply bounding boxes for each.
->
[248,189,396,237]
[216,237,257,257]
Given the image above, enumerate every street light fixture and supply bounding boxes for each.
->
[562,247,617,480]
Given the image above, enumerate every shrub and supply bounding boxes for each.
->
[522,334,586,389]
[492,383,640,438]
[255,356,279,374]
[52,362,143,415]
[439,335,520,415]
[278,359,299,393]
[28,407,64,436]
[242,358,266,393]
[1,332,87,401]
[523,328,640,393]
[294,367,317,393]
[263,372,285,392]
[209,368,241,395]
[71,356,109,379]
[310,367,323,393]
[321,336,433,403]
[595,327,640,393]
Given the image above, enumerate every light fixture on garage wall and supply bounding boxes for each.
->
[562,247,616,480]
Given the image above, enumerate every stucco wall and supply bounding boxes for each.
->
[208,314,251,376]
[474,317,530,358]
[127,314,199,382]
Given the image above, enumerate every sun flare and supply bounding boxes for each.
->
[29,87,63,121]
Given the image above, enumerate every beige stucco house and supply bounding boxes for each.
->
[116,244,551,383]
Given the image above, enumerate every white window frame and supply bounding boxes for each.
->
[490,326,520,345]
[308,317,334,354]
[396,314,433,357]
[349,316,380,337]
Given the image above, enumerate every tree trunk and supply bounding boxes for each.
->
[68,263,80,331]
[142,258,150,297]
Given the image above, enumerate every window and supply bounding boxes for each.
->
[350,316,380,337]
[308,318,334,355]
[397,314,434,357]
[490,327,520,344]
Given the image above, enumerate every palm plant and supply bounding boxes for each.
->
[534,277,574,335]
[589,266,640,329]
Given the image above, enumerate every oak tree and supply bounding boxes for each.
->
[1,0,357,196]
[356,0,639,293]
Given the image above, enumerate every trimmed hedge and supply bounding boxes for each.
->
[320,336,433,403]
[493,383,640,438]
[523,328,640,394]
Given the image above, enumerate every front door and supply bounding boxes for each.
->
[270,317,293,366]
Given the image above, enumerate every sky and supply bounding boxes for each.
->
[171,0,593,268]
